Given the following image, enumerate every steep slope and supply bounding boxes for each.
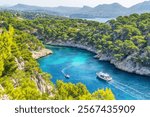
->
[129,1,150,13]
[0,11,115,100]
[70,3,128,18]
[93,3,127,17]
[0,26,54,100]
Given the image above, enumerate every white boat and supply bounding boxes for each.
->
[61,70,70,78]
[96,72,112,81]
[61,66,71,79]
[65,74,70,78]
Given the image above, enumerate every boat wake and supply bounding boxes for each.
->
[61,65,72,77]
[109,80,150,99]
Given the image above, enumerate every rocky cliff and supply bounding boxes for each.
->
[32,48,53,59]
[47,41,150,77]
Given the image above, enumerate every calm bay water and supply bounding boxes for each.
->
[82,18,114,23]
[38,45,150,100]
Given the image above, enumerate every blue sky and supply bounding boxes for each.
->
[0,0,148,7]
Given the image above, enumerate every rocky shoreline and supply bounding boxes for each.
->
[32,48,53,59]
[47,41,150,77]
[47,41,97,54]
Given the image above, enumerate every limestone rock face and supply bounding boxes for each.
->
[32,48,53,59]
[48,41,97,53]
[48,41,150,77]
[15,57,25,70]
[0,85,9,100]
[32,72,53,96]
[0,95,9,100]
[99,54,112,61]
[111,58,150,76]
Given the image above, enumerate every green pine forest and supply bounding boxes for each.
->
[0,11,150,100]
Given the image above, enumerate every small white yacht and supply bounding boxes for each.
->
[96,72,112,81]
[65,74,70,78]
[61,68,70,79]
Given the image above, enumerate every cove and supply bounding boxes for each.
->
[37,45,150,100]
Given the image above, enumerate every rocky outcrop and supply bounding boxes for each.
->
[15,57,25,70]
[47,41,97,53]
[97,53,150,76]
[0,95,9,100]
[31,72,54,97]
[47,41,150,77]
[110,56,150,76]
[98,53,150,76]
[31,48,53,59]
[98,54,112,61]
[0,85,9,100]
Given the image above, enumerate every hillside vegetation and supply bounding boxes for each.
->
[0,11,115,100]
[19,12,150,70]
[31,13,150,75]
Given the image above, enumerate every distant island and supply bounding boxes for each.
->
[1,1,150,18]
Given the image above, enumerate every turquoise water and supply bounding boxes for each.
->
[38,45,150,100]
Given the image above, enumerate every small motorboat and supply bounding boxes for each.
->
[65,74,70,78]
[96,72,112,82]
[61,66,71,79]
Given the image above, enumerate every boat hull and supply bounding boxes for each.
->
[96,73,112,82]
